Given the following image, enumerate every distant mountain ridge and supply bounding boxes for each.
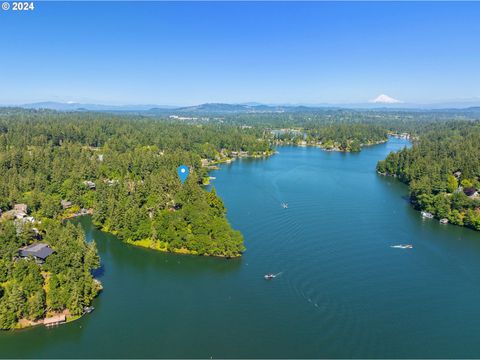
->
[158,103,305,113]
[20,102,176,112]
[7,101,480,114]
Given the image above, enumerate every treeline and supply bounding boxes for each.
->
[272,124,388,152]
[0,109,270,155]
[209,108,480,133]
[306,123,387,144]
[377,121,480,230]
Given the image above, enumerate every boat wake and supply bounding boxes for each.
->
[390,244,413,249]
[264,272,283,280]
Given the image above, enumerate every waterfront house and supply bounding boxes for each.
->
[19,243,54,263]
[61,200,73,209]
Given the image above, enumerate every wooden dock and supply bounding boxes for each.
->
[44,314,66,327]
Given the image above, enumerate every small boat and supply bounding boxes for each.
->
[421,211,434,219]
[264,274,276,280]
[390,244,413,249]
[83,306,95,314]
[281,203,288,209]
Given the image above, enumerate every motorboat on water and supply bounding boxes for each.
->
[421,211,434,219]
[264,274,276,280]
[281,203,288,209]
[390,244,413,249]
[83,306,95,314]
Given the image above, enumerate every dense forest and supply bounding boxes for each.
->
[2,107,479,329]
[0,109,267,259]
[377,121,480,231]
[0,221,100,329]
[272,124,388,152]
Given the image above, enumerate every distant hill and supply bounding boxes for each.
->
[150,102,340,114]
[17,101,335,114]
[172,103,285,113]
[20,102,175,112]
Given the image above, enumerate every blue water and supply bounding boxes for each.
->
[2,138,480,358]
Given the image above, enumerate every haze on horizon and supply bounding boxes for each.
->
[1,2,479,106]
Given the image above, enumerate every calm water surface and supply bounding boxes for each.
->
[1,138,480,358]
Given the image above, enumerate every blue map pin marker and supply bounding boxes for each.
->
[177,165,189,184]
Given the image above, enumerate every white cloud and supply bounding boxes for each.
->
[370,94,402,104]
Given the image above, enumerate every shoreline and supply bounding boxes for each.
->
[272,138,388,152]
[95,222,242,259]
[377,173,480,233]
[11,300,100,332]
[201,149,276,169]
[124,237,241,258]
[61,208,94,221]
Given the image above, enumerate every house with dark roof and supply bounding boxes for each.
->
[464,187,478,197]
[19,243,54,263]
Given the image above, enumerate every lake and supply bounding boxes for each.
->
[1,138,480,358]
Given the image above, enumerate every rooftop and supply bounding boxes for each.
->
[19,243,54,260]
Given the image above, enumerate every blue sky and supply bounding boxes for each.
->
[1,1,479,105]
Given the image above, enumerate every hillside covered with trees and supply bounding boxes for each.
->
[377,121,480,231]
[0,109,266,258]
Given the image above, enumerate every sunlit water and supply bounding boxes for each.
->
[2,138,480,358]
